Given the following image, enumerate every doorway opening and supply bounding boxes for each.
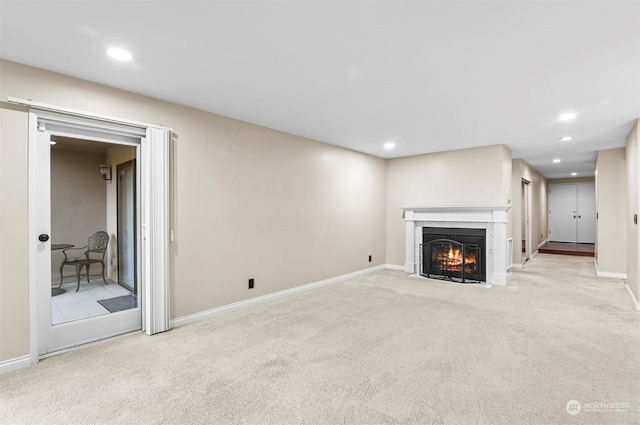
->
[20,97,172,361]
[521,179,531,264]
[543,182,595,257]
[50,136,138,325]
[117,159,137,294]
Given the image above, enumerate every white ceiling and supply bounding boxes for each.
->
[1,1,638,178]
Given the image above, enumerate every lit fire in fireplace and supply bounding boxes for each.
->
[447,246,462,264]
[438,246,477,272]
[421,229,485,283]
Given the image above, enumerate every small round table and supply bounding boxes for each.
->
[51,244,74,296]
[51,244,74,251]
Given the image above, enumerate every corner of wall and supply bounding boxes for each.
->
[625,120,639,301]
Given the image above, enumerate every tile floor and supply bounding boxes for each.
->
[51,277,133,325]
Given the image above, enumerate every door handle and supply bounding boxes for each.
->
[578,215,581,219]
[573,215,576,219]
[38,234,50,242]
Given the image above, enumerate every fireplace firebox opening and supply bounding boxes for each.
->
[420,227,486,283]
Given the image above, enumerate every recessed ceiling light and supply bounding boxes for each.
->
[553,159,561,163]
[107,48,132,61]
[559,136,573,141]
[384,142,395,149]
[571,172,577,176]
[558,112,577,121]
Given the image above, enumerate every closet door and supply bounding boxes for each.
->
[548,183,595,243]
[576,183,595,243]
[549,184,578,242]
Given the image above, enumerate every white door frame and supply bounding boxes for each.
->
[522,179,531,262]
[12,97,172,364]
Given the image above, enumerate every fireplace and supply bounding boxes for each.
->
[402,205,511,285]
[421,227,486,283]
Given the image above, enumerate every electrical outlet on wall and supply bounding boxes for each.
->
[248,278,254,289]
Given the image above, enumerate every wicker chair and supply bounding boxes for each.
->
[59,231,109,292]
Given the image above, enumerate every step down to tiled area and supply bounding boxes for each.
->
[538,241,595,257]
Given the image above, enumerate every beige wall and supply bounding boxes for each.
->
[500,145,513,212]
[0,59,387,362]
[511,159,548,266]
[3,57,630,365]
[385,144,512,266]
[626,121,639,299]
[50,148,107,277]
[595,148,627,275]
[0,105,30,361]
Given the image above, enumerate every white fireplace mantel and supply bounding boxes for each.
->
[403,205,511,285]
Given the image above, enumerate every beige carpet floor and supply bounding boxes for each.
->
[1,254,639,424]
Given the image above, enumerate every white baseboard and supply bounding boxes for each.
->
[625,284,640,311]
[597,271,628,279]
[510,263,524,269]
[516,238,546,261]
[385,264,405,271]
[0,355,31,375]
[594,259,627,279]
[171,264,387,328]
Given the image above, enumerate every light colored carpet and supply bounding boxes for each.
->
[1,254,638,424]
